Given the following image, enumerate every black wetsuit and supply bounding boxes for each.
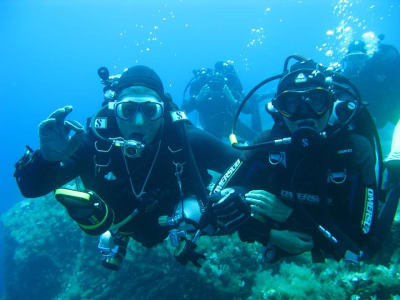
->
[15,124,239,248]
[212,124,378,260]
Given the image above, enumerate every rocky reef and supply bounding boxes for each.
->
[1,192,400,300]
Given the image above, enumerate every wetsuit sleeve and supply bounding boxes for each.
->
[14,135,91,198]
[186,126,240,173]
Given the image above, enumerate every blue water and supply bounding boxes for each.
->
[0,0,399,296]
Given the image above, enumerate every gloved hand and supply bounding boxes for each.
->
[245,190,293,223]
[203,187,250,235]
[39,106,85,161]
[195,84,212,102]
[269,229,313,255]
[222,84,238,105]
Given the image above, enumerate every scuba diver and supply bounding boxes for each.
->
[211,55,399,263]
[13,65,243,270]
[341,34,400,174]
[182,61,262,141]
[342,34,400,128]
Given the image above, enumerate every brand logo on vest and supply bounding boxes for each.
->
[337,148,353,155]
[362,188,374,234]
[302,138,310,148]
[213,159,243,193]
[170,111,188,123]
[280,189,320,204]
[95,118,108,129]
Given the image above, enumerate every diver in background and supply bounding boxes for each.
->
[211,56,384,263]
[342,34,400,128]
[14,65,243,270]
[342,34,400,173]
[182,61,262,141]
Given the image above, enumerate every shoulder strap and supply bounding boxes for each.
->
[168,111,209,211]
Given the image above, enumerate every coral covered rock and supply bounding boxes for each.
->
[1,192,400,300]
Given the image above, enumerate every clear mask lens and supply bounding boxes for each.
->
[116,100,163,121]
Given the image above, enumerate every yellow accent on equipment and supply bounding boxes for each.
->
[55,188,91,201]
[54,188,111,231]
[78,205,110,230]
[229,133,238,145]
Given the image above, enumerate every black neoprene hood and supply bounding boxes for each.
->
[277,69,328,94]
[115,65,165,98]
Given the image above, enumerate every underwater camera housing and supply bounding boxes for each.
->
[207,74,226,92]
[192,68,227,92]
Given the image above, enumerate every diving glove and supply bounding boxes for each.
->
[202,187,250,235]
[39,106,85,161]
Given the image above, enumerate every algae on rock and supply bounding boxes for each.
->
[1,192,400,300]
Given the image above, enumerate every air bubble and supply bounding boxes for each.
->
[325,49,334,57]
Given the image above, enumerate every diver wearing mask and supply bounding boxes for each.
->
[341,35,400,188]
[341,34,400,129]
[212,56,382,263]
[182,61,261,141]
[14,65,241,270]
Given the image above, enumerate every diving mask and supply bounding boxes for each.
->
[273,87,333,120]
[115,97,164,122]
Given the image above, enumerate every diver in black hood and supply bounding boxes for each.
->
[342,34,400,127]
[182,60,262,141]
[342,34,400,175]
[14,65,242,270]
[211,55,397,263]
